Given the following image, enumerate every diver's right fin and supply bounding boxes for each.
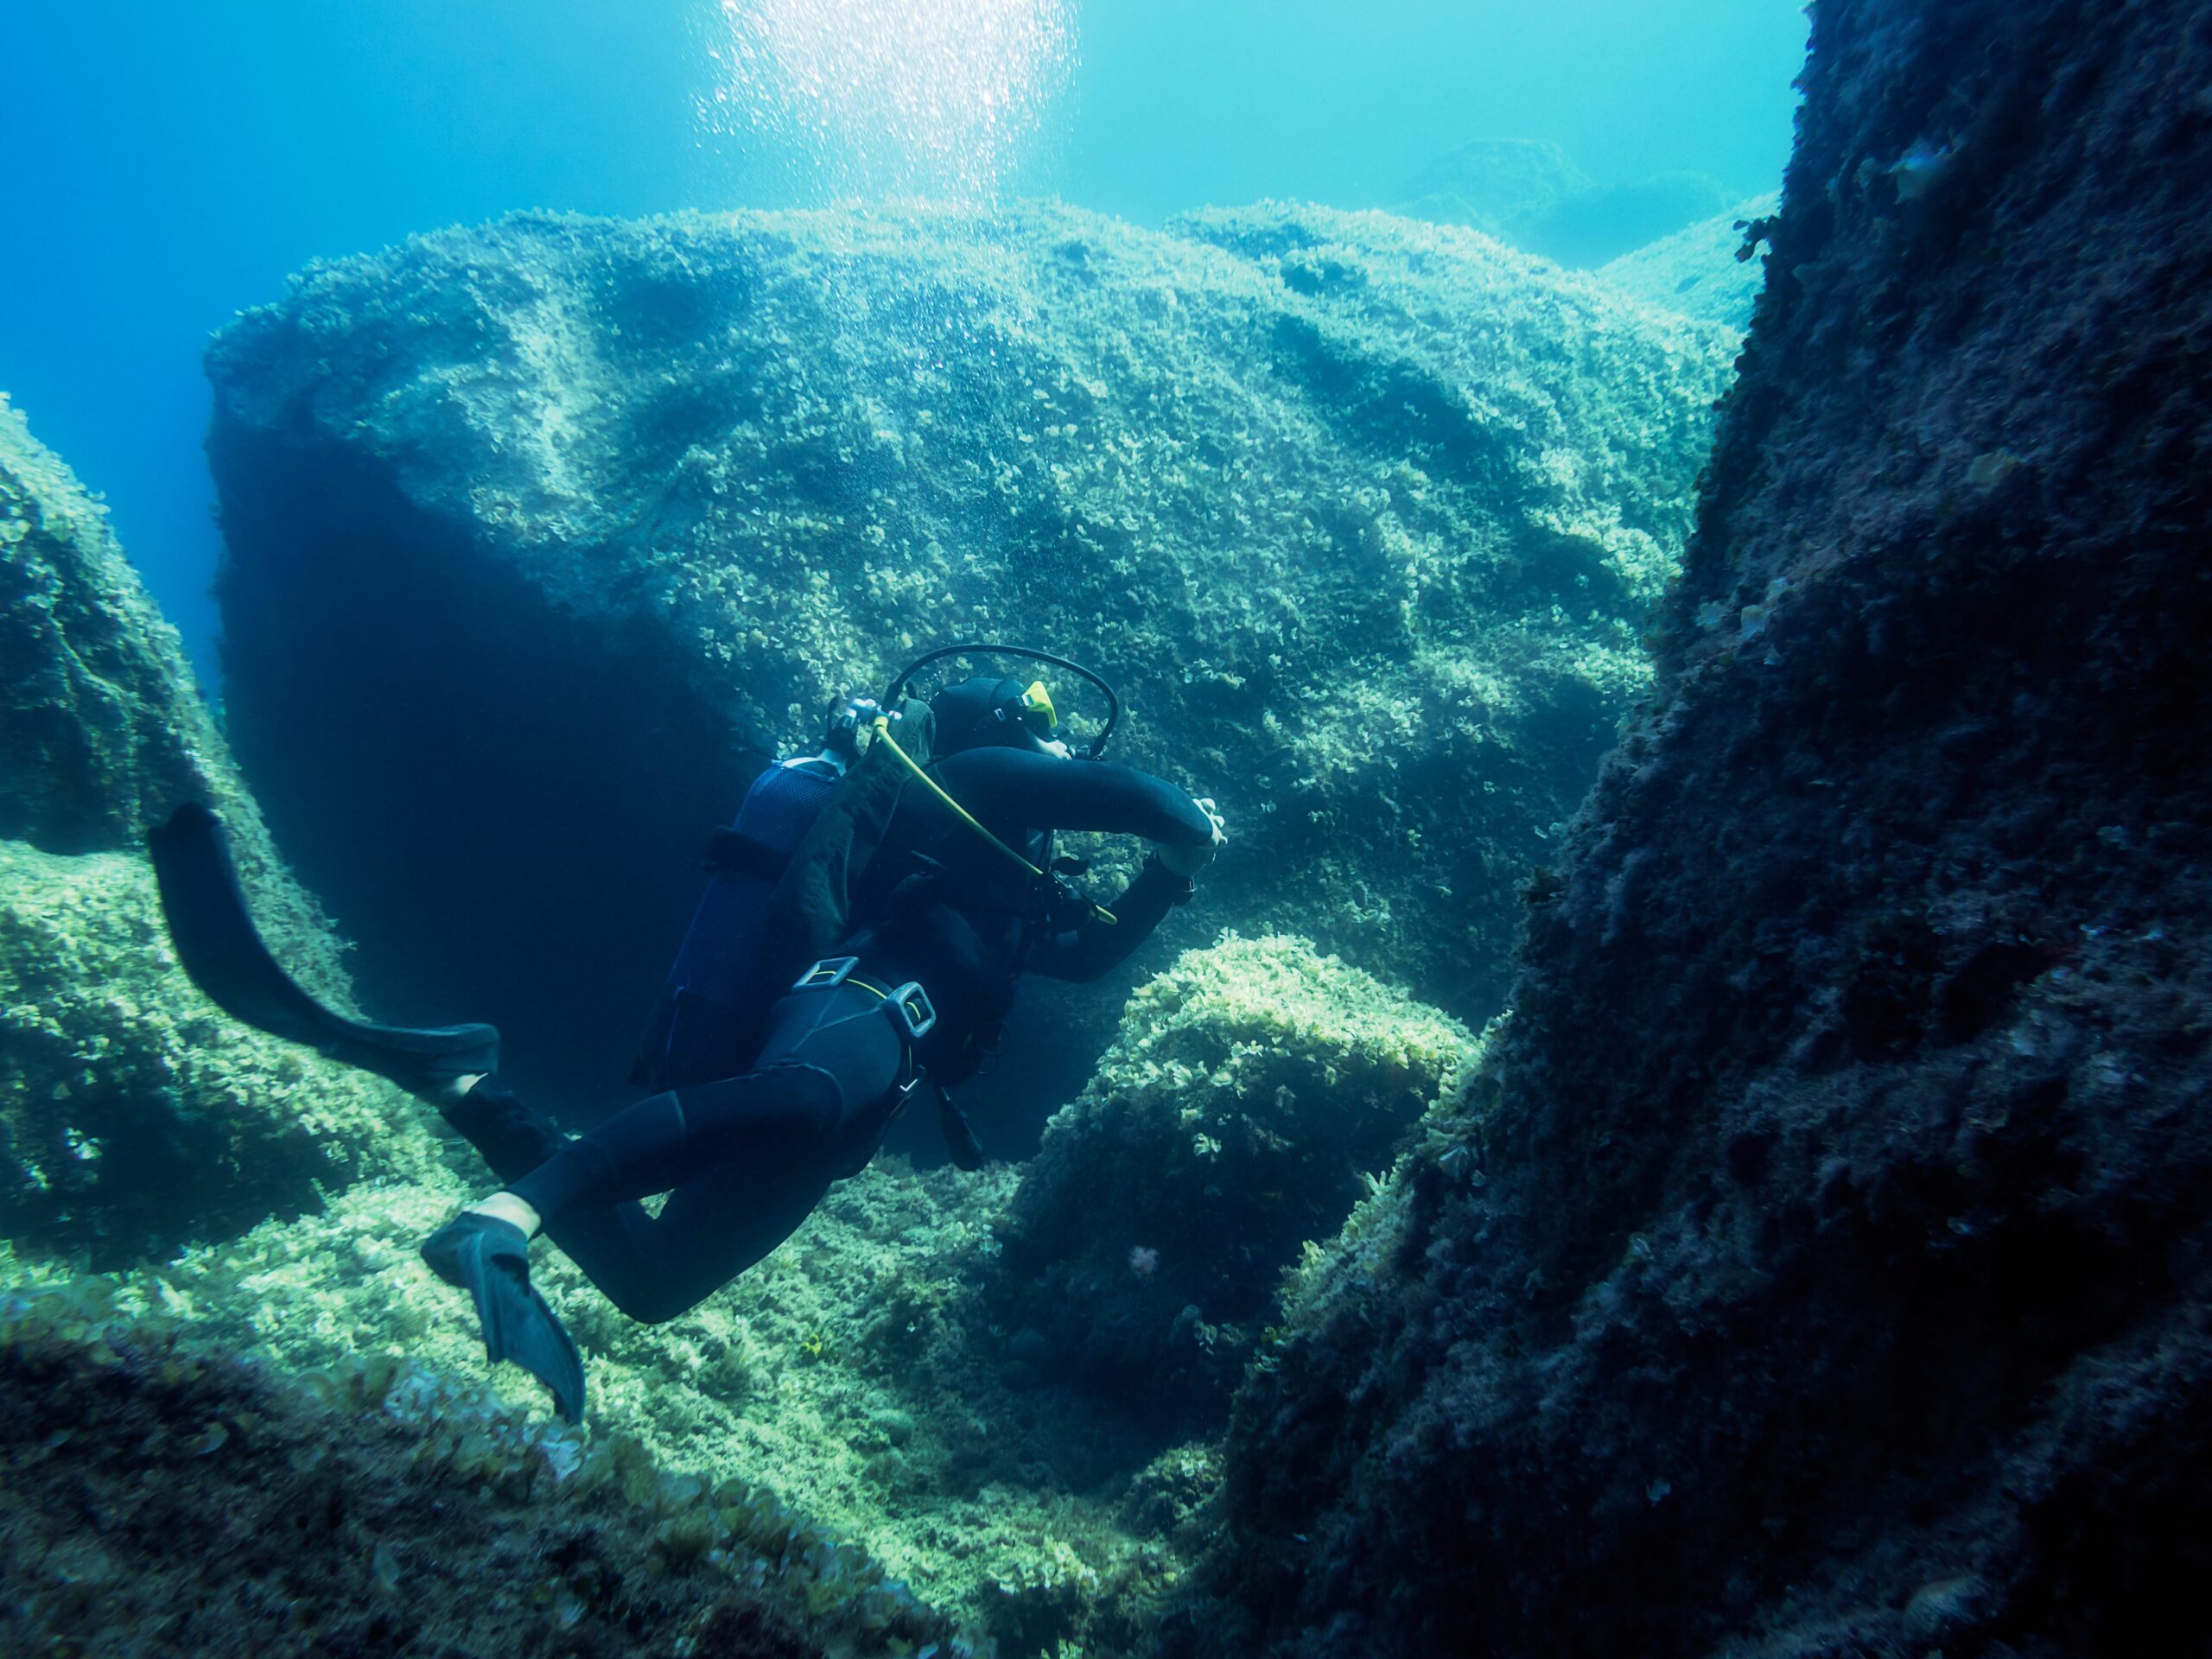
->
[147,803,499,1085]
[420,1211,587,1423]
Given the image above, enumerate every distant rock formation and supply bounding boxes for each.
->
[1180,2,2212,1654]
[1598,190,1780,328]
[1393,137,1734,268]
[204,200,1737,1120]
[0,398,433,1261]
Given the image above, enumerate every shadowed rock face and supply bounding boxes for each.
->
[204,201,1735,1124]
[1183,3,2212,1656]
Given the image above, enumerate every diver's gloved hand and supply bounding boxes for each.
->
[421,1197,586,1423]
[1152,797,1226,877]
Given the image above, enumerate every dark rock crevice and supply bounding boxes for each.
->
[212,428,753,1117]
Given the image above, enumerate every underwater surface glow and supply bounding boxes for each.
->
[700,0,1076,202]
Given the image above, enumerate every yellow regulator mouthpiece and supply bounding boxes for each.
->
[1020,680,1057,734]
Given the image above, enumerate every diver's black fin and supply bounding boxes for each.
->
[938,1086,986,1172]
[147,803,499,1084]
[421,1212,586,1423]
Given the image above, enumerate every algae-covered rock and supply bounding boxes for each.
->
[204,199,1736,1114]
[1597,191,1780,328]
[987,933,1478,1429]
[143,1154,1173,1651]
[0,394,343,999]
[0,1261,958,1657]
[0,841,437,1265]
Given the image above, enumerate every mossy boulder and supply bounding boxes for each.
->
[0,394,342,995]
[0,841,437,1265]
[203,199,1738,1116]
[985,933,1478,1430]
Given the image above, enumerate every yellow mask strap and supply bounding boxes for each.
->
[1020,680,1057,735]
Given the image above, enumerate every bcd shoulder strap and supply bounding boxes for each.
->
[760,698,935,995]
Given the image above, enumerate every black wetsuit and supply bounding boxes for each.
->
[441,747,1212,1322]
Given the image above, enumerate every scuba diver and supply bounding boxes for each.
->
[149,646,1224,1422]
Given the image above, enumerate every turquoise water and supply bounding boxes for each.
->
[0,0,1803,687]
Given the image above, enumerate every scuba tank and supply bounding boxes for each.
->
[631,750,846,1092]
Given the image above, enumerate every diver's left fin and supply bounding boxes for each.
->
[146,803,499,1084]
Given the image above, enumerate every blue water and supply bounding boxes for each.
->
[0,0,1804,690]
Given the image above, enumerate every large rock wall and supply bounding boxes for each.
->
[1184,2,2212,1655]
[203,200,1735,1118]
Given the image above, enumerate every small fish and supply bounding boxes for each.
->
[1888,140,1958,202]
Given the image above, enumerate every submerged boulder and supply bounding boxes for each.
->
[986,933,1478,1433]
[204,200,1736,1117]
[0,394,337,981]
[0,842,437,1263]
[1185,2,2212,1655]
[0,399,432,1262]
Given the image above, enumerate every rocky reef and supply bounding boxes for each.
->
[202,199,1736,1120]
[1177,2,2212,1654]
[1,925,1481,1655]
[0,399,433,1261]
[0,1265,959,1657]
[14,0,2205,1648]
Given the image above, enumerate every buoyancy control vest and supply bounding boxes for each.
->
[632,754,843,1091]
[632,698,937,1094]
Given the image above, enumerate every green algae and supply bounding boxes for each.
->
[988,932,1482,1429]
[130,1150,1160,1650]
[0,841,441,1265]
[0,918,1484,1653]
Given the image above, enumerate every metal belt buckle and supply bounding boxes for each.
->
[793,957,859,991]
[885,982,937,1040]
